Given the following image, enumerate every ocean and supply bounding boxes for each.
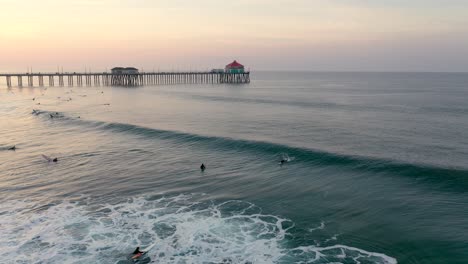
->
[0,72,467,263]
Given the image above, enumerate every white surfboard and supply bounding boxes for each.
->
[142,243,157,252]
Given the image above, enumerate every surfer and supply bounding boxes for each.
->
[279,153,292,165]
[8,145,16,151]
[42,154,58,162]
[132,247,144,259]
[200,163,206,171]
[131,243,156,260]
[131,245,154,260]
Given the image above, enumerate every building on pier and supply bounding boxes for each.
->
[225,60,244,73]
[211,69,224,73]
[111,67,139,74]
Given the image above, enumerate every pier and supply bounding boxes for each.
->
[0,71,250,88]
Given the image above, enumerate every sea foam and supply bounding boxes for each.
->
[0,194,396,263]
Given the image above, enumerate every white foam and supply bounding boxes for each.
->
[0,194,397,263]
[308,221,325,232]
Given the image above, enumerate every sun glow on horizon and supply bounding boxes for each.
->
[1,0,468,72]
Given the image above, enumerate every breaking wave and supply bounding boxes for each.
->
[0,194,396,264]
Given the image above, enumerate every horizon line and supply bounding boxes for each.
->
[0,69,467,74]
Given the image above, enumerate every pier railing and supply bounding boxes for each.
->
[0,71,250,87]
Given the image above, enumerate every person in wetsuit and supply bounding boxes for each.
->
[133,247,143,254]
[132,247,144,259]
[200,163,206,171]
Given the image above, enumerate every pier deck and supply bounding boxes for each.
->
[0,71,250,87]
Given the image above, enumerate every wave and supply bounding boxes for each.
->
[0,194,397,263]
[157,91,468,117]
[34,110,468,189]
[158,91,414,114]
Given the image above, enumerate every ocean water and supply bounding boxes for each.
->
[1,72,467,264]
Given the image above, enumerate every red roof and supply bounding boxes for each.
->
[225,60,244,68]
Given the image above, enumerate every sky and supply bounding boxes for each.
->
[1,0,468,72]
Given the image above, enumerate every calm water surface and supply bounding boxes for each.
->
[1,72,467,263]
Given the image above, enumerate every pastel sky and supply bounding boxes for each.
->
[1,0,468,72]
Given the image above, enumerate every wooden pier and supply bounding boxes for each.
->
[0,71,250,88]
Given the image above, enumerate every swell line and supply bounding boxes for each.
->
[35,110,468,190]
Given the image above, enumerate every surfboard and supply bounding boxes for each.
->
[42,154,52,162]
[142,243,157,252]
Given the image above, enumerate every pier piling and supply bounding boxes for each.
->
[2,71,250,88]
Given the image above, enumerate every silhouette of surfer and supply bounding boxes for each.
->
[279,153,292,166]
[200,163,206,171]
[49,112,61,119]
[8,145,16,151]
[42,154,58,162]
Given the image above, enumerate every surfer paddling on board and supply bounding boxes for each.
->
[42,154,58,162]
[279,153,293,166]
[132,247,144,259]
[131,243,157,261]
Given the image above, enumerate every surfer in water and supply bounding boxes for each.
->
[131,243,156,260]
[132,247,144,259]
[279,153,293,166]
[200,163,206,171]
[42,154,58,162]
